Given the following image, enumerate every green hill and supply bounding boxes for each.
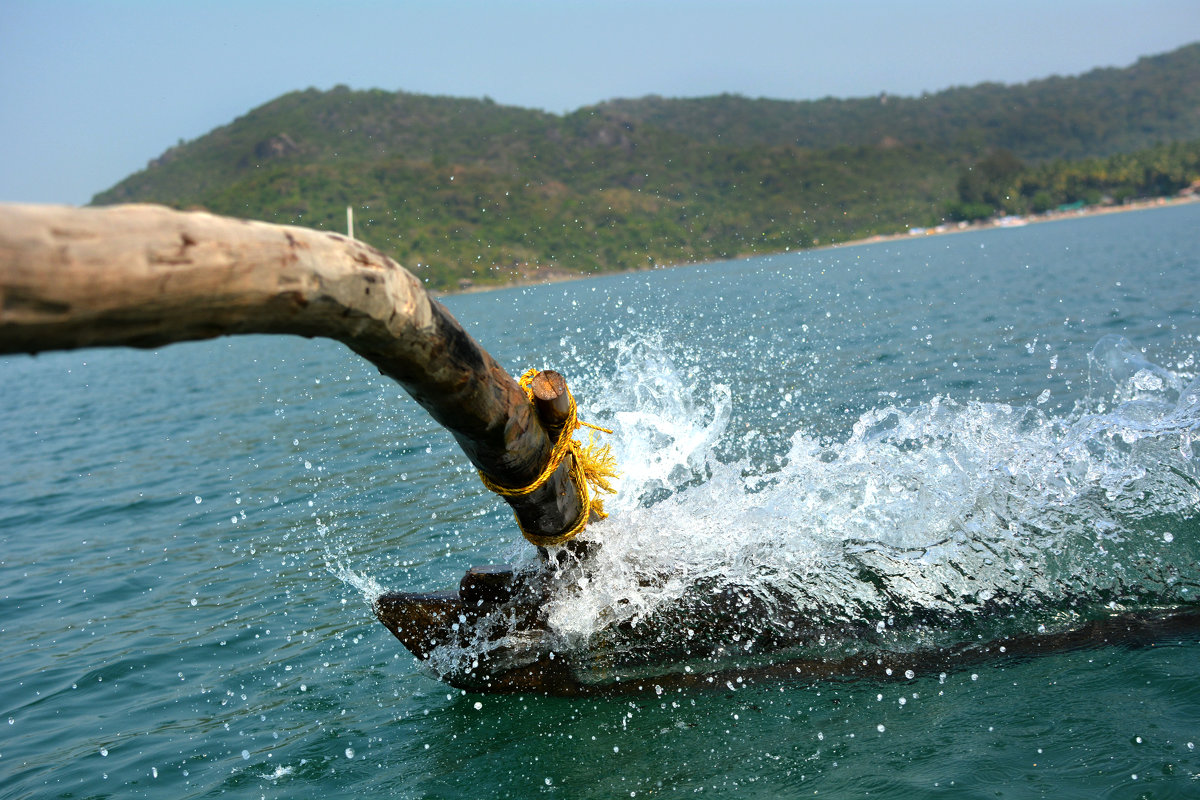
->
[93,43,1200,290]
[598,44,1200,160]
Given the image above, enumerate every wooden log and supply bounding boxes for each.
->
[530,370,572,430]
[0,202,581,542]
[378,571,1200,696]
[526,368,597,557]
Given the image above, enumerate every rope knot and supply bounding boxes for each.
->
[479,369,618,547]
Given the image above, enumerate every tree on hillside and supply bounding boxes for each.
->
[948,149,1025,220]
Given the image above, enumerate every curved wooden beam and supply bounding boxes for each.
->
[0,202,582,541]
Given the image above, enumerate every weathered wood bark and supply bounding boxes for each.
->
[529,370,572,429]
[0,202,581,541]
[380,570,1200,695]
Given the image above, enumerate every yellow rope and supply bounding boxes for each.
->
[479,369,619,547]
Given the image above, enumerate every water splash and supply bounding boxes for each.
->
[328,557,387,606]
[594,333,733,508]
[318,517,387,604]
[507,334,1200,678]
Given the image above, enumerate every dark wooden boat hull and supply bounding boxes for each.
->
[376,565,1200,696]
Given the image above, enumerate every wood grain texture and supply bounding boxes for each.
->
[0,202,579,541]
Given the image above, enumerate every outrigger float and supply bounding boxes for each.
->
[4,202,1199,696]
[375,572,1200,695]
[0,202,628,693]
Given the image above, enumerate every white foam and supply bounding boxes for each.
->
[537,334,1200,662]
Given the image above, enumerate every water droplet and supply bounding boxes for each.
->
[241,749,250,760]
[344,748,355,759]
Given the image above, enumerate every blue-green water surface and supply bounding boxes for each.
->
[2,203,1199,797]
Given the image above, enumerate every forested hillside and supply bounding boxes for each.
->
[600,44,1200,159]
[93,43,1200,289]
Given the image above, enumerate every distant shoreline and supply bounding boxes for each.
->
[441,193,1199,297]
[824,192,1200,252]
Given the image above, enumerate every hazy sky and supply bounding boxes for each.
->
[2,0,1197,205]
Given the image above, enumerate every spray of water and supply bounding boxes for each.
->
[354,331,1196,684]
[437,333,1195,678]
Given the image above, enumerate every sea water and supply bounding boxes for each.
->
[1,202,1198,797]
